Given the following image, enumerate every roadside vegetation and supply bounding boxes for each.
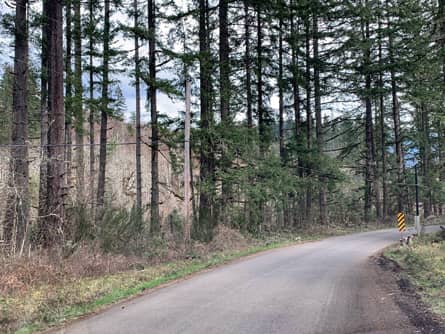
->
[385,230,445,321]
[1,224,389,334]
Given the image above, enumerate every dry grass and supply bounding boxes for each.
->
[1,223,391,333]
[0,226,260,333]
[385,232,445,320]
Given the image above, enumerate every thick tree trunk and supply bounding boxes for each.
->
[149,0,160,234]
[73,0,84,204]
[88,0,95,208]
[4,0,29,254]
[38,0,49,243]
[45,0,65,247]
[219,0,229,123]
[244,1,252,128]
[96,0,110,213]
[194,0,216,242]
[134,0,142,212]
[439,0,445,215]
[219,0,230,223]
[65,1,73,192]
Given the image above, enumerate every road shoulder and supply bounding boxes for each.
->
[375,254,445,334]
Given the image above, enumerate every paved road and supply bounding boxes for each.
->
[54,227,439,334]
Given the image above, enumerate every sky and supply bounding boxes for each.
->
[0,1,185,124]
[0,0,324,126]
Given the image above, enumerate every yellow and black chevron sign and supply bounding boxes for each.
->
[397,212,406,232]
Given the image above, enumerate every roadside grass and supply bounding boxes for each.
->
[385,232,445,320]
[2,224,392,334]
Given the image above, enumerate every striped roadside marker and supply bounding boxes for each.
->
[397,212,406,232]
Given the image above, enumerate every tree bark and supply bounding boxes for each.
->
[45,0,65,247]
[305,18,312,222]
[65,1,73,193]
[290,4,300,143]
[149,0,160,234]
[278,15,285,161]
[244,0,252,128]
[4,0,29,253]
[378,16,387,221]
[73,0,84,204]
[219,0,230,223]
[313,13,327,225]
[38,0,49,244]
[194,0,216,242]
[420,105,432,218]
[257,5,265,156]
[96,0,110,213]
[88,0,95,209]
[134,0,142,212]
[219,0,229,123]
[363,3,375,224]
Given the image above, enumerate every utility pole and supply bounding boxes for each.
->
[414,164,422,234]
[184,80,191,243]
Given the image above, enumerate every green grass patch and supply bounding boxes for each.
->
[385,232,445,320]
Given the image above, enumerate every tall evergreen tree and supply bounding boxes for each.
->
[149,0,160,234]
[73,0,84,203]
[44,0,65,247]
[3,0,29,253]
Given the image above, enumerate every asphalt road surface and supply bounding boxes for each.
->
[54,227,440,334]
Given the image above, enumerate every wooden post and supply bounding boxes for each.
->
[184,80,191,243]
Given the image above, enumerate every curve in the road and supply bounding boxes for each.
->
[51,227,439,334]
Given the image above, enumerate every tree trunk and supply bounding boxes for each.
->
[45,0,65,247]
[65,1,73,193]
[73,0,84,204]
[194,0,216,242]
[148,0,160,234]
[290,4,300,143]
[388,15,404,214]
[378,16,387,221]
[313,14,327,225]
[4,0,29,254]
[244,0,252,128]
[96,0,110,213]
[88,0,95,208]
[278,15,285,161]
[38,0,49,244]
[134,0,142,212]
[421,105,432,218]
[219,0,230,223]
[257,5,265,156]
[363,5,374,224]
[305,19,312,222]
[219,0,229,123]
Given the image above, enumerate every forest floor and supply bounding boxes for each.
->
[0,223,395,334]
[382,230,445,332]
